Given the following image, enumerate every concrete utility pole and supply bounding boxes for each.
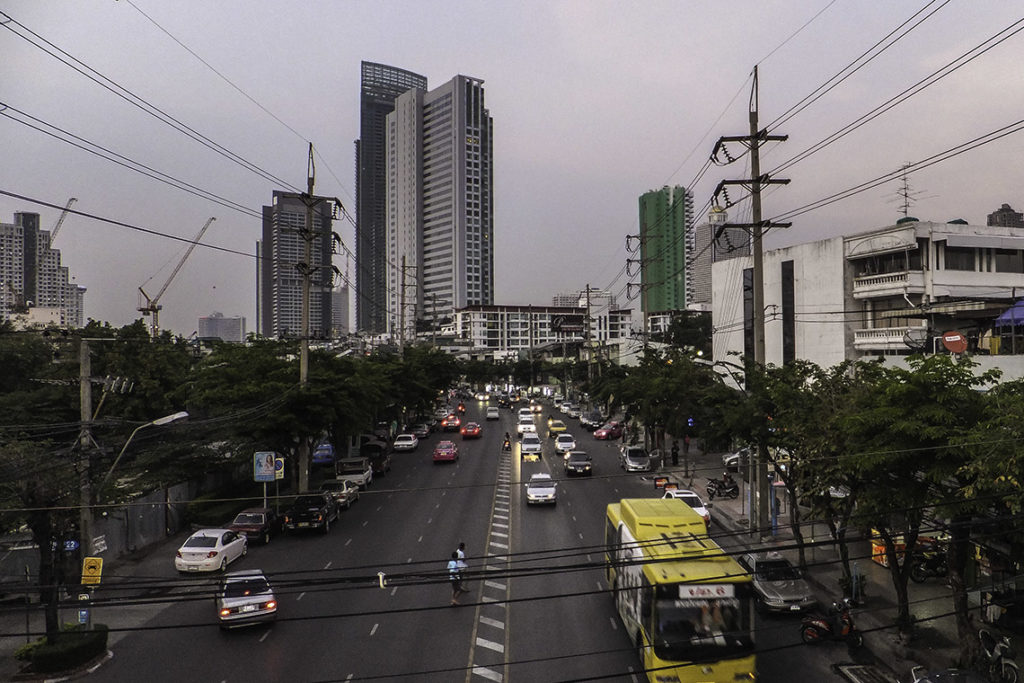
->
[399,255,406,357]
[585,284,593,385]
[712,66,790,540]
[78,340,94,555]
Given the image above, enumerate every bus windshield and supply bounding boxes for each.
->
[652,591,754,662]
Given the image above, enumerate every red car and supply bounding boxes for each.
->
[441,414,462,432]
[432,440,460,464]
[593,421,623,440]
[460,422,482,439]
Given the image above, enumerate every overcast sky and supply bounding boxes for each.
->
[2,1,1022,336]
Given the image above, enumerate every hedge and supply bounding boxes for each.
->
[29,623,108,674]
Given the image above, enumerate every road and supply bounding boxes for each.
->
[70,401,882,682]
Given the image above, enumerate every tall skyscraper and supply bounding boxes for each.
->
[356,62,428,334]
[0,211,85,326]
[638,186,694,315]
[198,312,246,342]
[386,74,494,338]
[259,191,334,339]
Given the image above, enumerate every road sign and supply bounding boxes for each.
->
[275,457,285,480]
[81,557,103,585]
[253,451,276,482]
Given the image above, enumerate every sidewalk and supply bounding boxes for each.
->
[657,460,995,681]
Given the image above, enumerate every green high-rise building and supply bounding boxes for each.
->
[638,185,693,315]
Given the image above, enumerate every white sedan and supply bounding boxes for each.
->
[525,473,557,505]
[554,434,577,455]
[663,489,712,528]
[393,433,419,451]
[175,529,247,573]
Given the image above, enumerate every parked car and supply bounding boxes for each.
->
[441,414,462,432]
[594,421,623,440]
[393,433,419,452]
[723,446,751,472]
[554,434,577,455]
[369,449,392,475]
[335,457,373,489]
[461,422,482,439]
[411,423,431,438]
[525,473,557,505]
[432,440,459,464]
[282,493,338,534]
[228,507,281,545]
[520,433,543,460]
[738,551,817,612]
[319,478,361,509]
[564,451,593,476]
[485,406,500,420]
[175,529,247,573]
[216,569,277,629]
[580,411,604,431]
[312,442,335,466]
[547,420,568,437]
[620,445,651,472]
[662,489,711,528]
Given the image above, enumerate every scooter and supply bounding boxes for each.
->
[909,547,949,584]
[706,478,739,500]
[980,628,1020,683]
[502,438,512,453]
[800,599,863,649]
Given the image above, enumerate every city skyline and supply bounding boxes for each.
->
[2,2,1023,335]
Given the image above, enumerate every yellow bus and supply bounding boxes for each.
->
[605,498,756,682]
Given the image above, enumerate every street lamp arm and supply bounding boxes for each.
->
[96,411,188,502]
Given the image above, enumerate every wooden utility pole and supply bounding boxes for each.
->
[712,66,790,539]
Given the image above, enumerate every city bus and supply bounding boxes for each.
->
[606,498,756,682]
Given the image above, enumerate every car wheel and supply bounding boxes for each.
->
[322,518,330,534]
[220,558,228,572]
[262,531,270,545]
[241,542,248,557]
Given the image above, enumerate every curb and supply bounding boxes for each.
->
[12,649,112,682]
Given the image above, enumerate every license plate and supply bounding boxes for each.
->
[188,567,198,572]
[242,604,257,613]
[298,522,309,527]
[790,605,801,611]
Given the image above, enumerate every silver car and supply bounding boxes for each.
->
[738,551,817,613]
[525,473,557,505]
[554,434,577,455]
[216,569,277,629]
[620,446,651,472]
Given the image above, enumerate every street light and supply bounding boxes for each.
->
[97,411,189,501]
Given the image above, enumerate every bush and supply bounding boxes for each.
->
[28,623,108,673]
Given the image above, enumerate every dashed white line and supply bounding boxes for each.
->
[390,586,398,596]
[472,666,503,682]
[484,579,506,590]
[345,538,352,546]
[362,521,368,527]
[324,561,332,569]
[297,592,305,601]
[489,541,509,549]
[418,535,423,543]
[475,637,505,653]
[479,615,505,630]
[610,617,618,630]
[370,623,379,636]
[376,506,383,512]
[578,532,584,540]
[491,531,508,538]
[259,629,271,642]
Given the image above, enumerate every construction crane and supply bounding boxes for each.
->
[138,217,215,336]
[48,197,78,245]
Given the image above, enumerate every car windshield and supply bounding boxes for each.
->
[569,454,591,463]
[557,436,573,443]
[337,461,366,473]
[396,436,413,442]
[757,561,802,581]
[679,495,702,509]
[294,496,323,507]
[320,481,346,491]
[232,513,264,525]
[184,536,218,548]
[652,594,754,662]
[223,577,271,598]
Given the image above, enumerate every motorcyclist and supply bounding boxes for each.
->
[722,471,735,487]
[502,432,512,451]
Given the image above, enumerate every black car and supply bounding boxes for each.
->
[564,451,593,476]
[283,493,338,534]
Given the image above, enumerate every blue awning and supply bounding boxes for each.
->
[995,300,1024,327]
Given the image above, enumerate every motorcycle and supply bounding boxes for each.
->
[502,438,512,453]
[800,599,863,649]
[706,477,739,500]
[909,547,949,584]
[980,627,1020,683]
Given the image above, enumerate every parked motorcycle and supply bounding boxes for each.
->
[980,627,1019,683]
[909,547,949,584]
[800,598,863,649]
[706,477,739,500]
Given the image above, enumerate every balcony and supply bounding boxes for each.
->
[852,271,925,299]
[853,324,928,352]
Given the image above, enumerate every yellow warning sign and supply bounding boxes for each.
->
[81,556,103,585]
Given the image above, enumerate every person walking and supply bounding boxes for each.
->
[671,440,680,467]
[448,551,464,605]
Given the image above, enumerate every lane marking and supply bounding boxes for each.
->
[475,637,505,653]
[259,630,271,642]
[418,535,423,543]
[491,531,508,538]
[376,506,383,512]
[370,623,379,636]
[484,580,506,590]
[489,541,509,549]
[479,616,505,630]
[610,617,618,630]
[297,592,305,601]
[472,666,503,682]
[324,561,332,569]
[345,538,352,546]
[391,586,398,596]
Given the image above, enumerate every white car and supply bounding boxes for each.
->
[216,569,277,628]
[525,473,557,505]
[663,489,712,528]
[517,417,536,436]
[393,433,419,451]
[485,406,500,420]
[520,433,543,459]
[175,529,247,573]
[517,407,534,420]
[554,434,577,454]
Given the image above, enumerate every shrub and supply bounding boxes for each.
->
[29,623,108,673]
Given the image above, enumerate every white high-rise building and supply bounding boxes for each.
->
[385,74,493,339]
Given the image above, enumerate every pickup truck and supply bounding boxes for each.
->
[283,492,338,534]
[335,457,373,489]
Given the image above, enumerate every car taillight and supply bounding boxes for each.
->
[176,550,182,558]
[207,551,218,558]
[265,600,277,609]
[316,514,323,522]
[219,608,231,616]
